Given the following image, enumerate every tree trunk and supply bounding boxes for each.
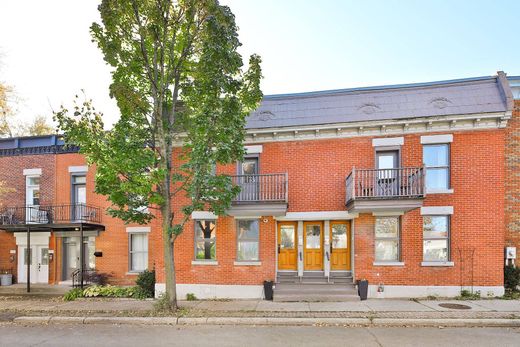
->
[161,203,177,310]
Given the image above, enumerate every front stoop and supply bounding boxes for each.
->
[274,271,359,302]
[273,283,359,302]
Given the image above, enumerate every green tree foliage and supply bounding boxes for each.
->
[54,0,262,310]
[22,115,55,136]
[0,81,14,137]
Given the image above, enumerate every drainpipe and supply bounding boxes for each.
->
[26,226,30,293]
[80,224,84,289]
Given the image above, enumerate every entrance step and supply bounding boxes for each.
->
[276,271,353,284]
[273,283,359,302]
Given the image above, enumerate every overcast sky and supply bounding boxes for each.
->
[1,0,519,128]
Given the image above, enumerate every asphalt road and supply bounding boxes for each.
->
[1,323,520,346]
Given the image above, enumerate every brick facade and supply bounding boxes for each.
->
[0,75,514,298]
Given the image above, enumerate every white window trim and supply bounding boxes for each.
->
[234,261,262,266]
[421,261,454,267]
[372,137,404,147]
[420,134,453,144]
[245,145,263,154]
[192,260,218,266]
[23,168,41,176]
[373,261,405,266]
[126,227,151,233]
[191,211,217,220]
[372,211,404,217]
[421,206,453,215]
[426,188,454,194]
[68,166,88,173]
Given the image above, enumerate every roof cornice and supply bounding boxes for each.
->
[242,112,509,144]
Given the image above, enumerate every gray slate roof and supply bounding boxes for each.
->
[246,75,509,129]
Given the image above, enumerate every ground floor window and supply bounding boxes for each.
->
[423,215,449,261]
[129,233,148,272]
[195,220,216,260]
[237,219,259,261]
[375,216,400,261]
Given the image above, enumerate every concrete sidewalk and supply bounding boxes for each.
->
[1,297,520,322]
[2,296,520,314]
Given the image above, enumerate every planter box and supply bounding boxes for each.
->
[0,274,13,286]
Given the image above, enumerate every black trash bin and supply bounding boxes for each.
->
[358,279,368,301]
[263,280,274,300]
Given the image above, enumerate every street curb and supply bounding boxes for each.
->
[10,315,520,327]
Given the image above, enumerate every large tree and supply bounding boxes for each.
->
[0,81,14,137]
[54,0,262,309]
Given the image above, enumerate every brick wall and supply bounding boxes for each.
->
[0,125,507,290]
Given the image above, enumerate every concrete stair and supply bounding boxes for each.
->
[274,271,359,302]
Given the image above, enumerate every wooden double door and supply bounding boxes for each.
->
[277,221,351,271]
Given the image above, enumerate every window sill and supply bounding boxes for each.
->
[126,271,145,275]
[373,261,405,266]
[421,261,454,267]
[426,188,454,194]
[234,261,262,266]
[191,260,218,266]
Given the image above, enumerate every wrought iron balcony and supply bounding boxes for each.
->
[345,167,425,212]
[232,173,288,203]
[229,173,288,216]
[0,203,102,228]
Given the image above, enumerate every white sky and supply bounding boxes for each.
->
[1,0,519,128]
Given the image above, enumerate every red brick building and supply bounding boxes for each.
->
[0,72,517,299]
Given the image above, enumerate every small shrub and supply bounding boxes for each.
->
[154,293,174,312]
[63,288,84,301]
[81,285,147,299]
[456,289,481,300]
[186,293,197,301]
[136,270,155,298]
[502,290,520,300]
[505,265,520,291]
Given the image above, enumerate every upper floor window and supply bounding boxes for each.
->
[423,144,449,190]
[375,216,400,262]
[195,220,216,260]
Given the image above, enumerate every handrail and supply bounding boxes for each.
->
[346,167,425,204]
[231,173,288,203]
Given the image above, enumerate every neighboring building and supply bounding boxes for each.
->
[0,71,517,299]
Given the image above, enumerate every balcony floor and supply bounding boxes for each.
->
[346,197,424,213]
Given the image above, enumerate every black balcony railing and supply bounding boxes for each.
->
[346,167,425,204]
[232,173,288,203]
[0,203,102,226]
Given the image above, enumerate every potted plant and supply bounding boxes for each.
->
[0,269,13,286]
